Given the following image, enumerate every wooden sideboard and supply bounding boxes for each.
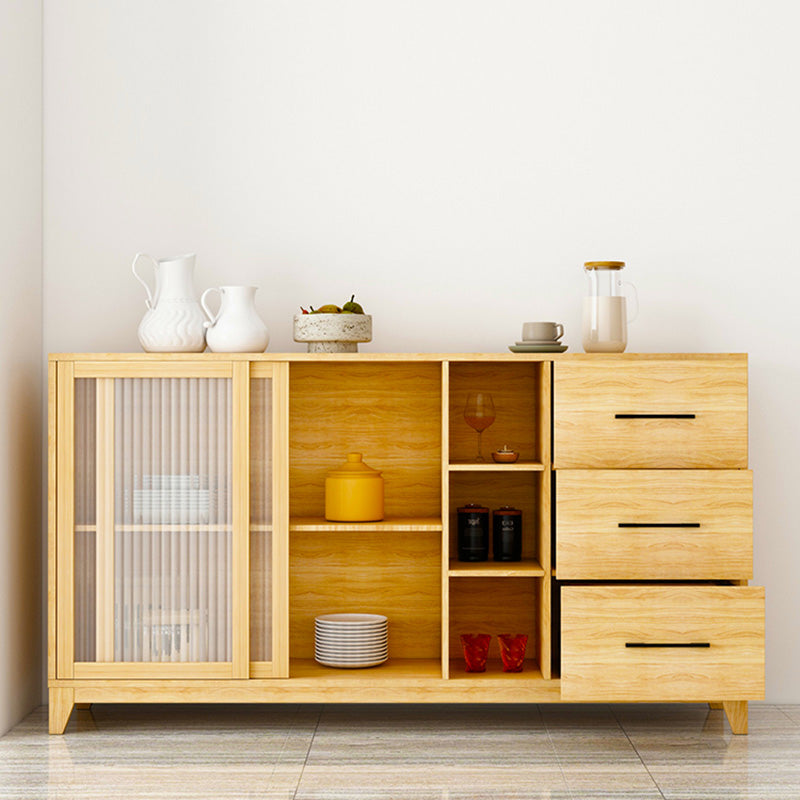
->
[47,353,764,734]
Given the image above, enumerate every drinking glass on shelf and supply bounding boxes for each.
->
[460,633,492,672]
[498,633,528,673]
[464,392,495,462]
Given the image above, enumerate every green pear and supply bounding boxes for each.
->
[342,295,365,314]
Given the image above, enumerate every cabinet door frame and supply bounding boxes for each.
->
[56,359,252,679]
[249,361,289,678]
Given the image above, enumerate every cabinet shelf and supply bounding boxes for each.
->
[449,462,545,472]
[291,658,442,681]
[448,559,545,578]
[289,517,442,532]
[447,659,545,681]
[75,524,234,532]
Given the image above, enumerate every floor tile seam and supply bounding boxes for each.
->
[264,706,304,783]
[776,706,800,726]
[610,704,668,800]
[292,704,323,800]
[540,704,577,800]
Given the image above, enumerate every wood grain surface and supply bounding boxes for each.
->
[556,470,753,579]
[289,363,442,518]
[448,577,538,665]
[448,362,543,463]
[289,531,441,659]
[48,353,760,732]
[561,585,764,702]
[554,358,748,468]
[448,472,540,562]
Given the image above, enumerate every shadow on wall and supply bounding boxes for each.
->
[0,359,43,734]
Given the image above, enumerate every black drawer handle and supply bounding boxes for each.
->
[615,413,696,419]
[626,642,710,648]
[618,523,701,529]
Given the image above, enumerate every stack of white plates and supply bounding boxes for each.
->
[125,474,213,524]
[314,613,388,668]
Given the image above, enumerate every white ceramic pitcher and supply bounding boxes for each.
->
[132,253,207,352]
[201,285,270,352]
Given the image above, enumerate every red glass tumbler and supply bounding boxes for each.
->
[498,633,528,672]
[460,633,491,672]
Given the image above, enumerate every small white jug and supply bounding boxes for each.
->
[201,285,270,353]
[132,253,207,352]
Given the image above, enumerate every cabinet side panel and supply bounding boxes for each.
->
[56,362,75,678]
[48,361,57,681]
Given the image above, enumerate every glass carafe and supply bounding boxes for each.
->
[582,261,638,353]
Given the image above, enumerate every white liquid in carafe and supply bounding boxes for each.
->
[582,296,627,353]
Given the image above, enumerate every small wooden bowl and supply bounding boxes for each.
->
[492,450,519,463]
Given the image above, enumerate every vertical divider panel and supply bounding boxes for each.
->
[95,379,115,662]
[56,361,75,678]
[441,361,450,679]
[272,362,290,677]
[538,361,552,679]
[232,362,250,678]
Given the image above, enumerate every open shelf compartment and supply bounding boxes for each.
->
[448,361,546,465]
[448,576,544,679]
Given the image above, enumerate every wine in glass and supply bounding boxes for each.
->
[464,392,496,462]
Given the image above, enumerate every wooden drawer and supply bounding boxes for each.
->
[556,470,753,580]
[561,585,765,701]
[554,357,748,468]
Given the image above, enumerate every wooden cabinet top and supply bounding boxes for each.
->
[48,352,748,363]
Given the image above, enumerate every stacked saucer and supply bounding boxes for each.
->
[509,340,568,353]
[314,613,388,668]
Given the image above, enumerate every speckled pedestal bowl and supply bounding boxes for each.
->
[293,313,373,353]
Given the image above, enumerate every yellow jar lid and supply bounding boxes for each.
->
[327,452,382,479]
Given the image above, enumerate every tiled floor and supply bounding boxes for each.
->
[2,703,799,799]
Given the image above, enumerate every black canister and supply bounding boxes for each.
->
[457,504,489,561]
[493,506,522,561]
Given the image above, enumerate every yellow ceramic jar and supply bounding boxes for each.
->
[325,453,384,522]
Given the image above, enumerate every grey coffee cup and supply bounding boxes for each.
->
[522,322,564,341]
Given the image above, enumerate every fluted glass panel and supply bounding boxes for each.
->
[114,378,232,662]
[74,378,96,662]
[250,378,272,662]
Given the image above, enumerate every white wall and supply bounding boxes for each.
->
[44,1,800,700]
[0,0,43,734]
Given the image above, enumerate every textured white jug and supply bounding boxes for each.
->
[201,285,270,352]
[132,253,206,352]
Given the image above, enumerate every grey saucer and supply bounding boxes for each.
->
[508,344,569,353]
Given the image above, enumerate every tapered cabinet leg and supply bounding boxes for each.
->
[723,701,748,734]
[49,688,74,735]
[708,702,723,710]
